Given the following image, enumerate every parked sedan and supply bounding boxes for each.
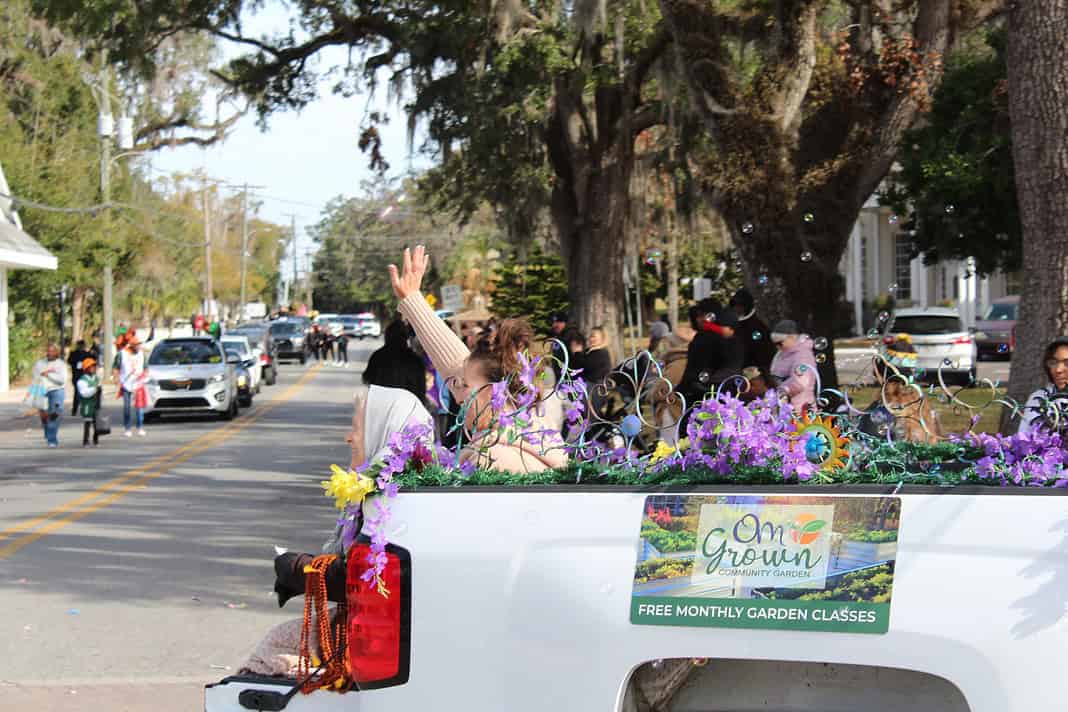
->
[975,295,1019,360]
[144,338,239,420]
[887,308,978,385]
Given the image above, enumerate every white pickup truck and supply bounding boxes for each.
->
[205,483,1063,712]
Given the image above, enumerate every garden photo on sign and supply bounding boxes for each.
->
[631,495,900,634]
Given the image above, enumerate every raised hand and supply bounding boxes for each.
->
[388,245,429,300]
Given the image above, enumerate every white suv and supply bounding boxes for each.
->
[887,307,978,384]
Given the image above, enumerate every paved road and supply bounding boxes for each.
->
[0,340,381,711]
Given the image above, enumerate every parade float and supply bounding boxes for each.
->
[207,348,1068,712]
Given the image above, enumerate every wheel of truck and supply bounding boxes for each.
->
[220,396,237,421]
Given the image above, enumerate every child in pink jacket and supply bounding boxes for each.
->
[769,320,818,415]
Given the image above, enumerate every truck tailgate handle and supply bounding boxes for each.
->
[238,688,295,711]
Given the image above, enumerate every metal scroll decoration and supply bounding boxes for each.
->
[428,328,1067,484]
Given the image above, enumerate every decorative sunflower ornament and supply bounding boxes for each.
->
[793,412,850,481]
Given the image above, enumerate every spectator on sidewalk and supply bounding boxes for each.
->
[68,339,92,416]
[33,344,68,448]
[77,358,103,447]
[118,335,148,437]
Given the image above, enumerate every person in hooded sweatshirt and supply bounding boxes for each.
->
[769,320,818,414]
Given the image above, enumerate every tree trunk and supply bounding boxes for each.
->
[70,286,87,345]
[1003,1,1068,428]
[555,169,629,362]
[724,216,852,390]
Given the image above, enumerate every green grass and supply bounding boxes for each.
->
[838,385,1006,434]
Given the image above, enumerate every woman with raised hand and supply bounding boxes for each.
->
[389,245,567,473]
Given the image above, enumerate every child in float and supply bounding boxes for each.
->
[76,358,103,447]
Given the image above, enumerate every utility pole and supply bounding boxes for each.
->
[283,213,299,308]
[239,183,249,321]
[97,62,115,372]
[202,178,214,318]
[304,249,314,309]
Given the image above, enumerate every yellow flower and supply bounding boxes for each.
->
[650,440,677,464]
[321,464,377,510]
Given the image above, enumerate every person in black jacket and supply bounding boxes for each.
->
[363,320,427,402]
[729,288,774,377]
[678,299,743,404]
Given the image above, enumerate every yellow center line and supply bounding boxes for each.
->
[0,364,322,559]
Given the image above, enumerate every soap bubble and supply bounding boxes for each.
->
[888,282,899,294]
[997,344,1009,354]
[796,364,808,375]
[867,329,880,339]
[704,312,716,324]
[620,414,643,439]
[877,311,890,323]
[888,214,899,225]
[697,371,711,385]
[752,331,763,341]
[643,248,663,266]
[816,354,827,364]
[814,337,829,351]
[741,222,754,235]
[944,204,956,214]
[757,273,769,286]
[800,251,814,263]
[942,358,952,366]
[802,212,815,224]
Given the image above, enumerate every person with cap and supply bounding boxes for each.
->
[729,288,774,377]
[769,320,818,415]
[118,333,148,437]
[76,357,103,447]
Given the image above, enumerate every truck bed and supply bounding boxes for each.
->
[206,485,1066,712]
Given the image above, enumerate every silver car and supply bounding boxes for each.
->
[144,337,240,420]
[887,308,978,385]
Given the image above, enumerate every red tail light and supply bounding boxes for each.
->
[952,335,972,345]
[882,336,894,345]
[346,540,411,689]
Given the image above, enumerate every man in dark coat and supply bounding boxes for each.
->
[678,299,744,404]
[548,312,569,379]
[729,288,774,376]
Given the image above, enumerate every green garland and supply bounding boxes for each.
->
[395,442,997,489]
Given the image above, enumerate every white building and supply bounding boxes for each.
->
[1,160,58,392]
[840,195,1017,336]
